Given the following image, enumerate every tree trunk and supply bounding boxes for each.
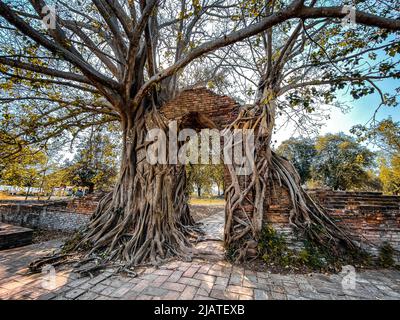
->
[47,187,54,200]
[25,186,30,200]
[224,89,355,261]
[38,161,48,200]
[88,183,95,194]
[197,186,201,197]
[78,108,196,266]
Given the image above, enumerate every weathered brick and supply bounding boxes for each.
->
[254,289,269,300]
[179,285,197,300]
[183,266,200,278]
[226,285,253,296]
[168,270,184,282]
[65,288,85,299]
[151,275,169,285]
[178,277,201,287]
[209,289,239,300]
[131,280,151,293]
[142,286,168,297]
[215,276,229,287]
[194,273,216,283]
[162,282,186,292]
[153,269,174,277]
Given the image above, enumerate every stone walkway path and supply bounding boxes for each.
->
[193,212,225,261]
[0,213,400,300]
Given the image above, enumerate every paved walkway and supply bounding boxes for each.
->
[193,212,225,261]
[0,213,400,300]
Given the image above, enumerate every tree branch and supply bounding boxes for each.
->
[0,1,120,90]
[0,56,92,84]
[298,6,400,30]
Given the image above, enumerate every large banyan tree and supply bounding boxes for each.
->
[0,0,399,266]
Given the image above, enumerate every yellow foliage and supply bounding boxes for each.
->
[379,156,400,195]
[0,64,10,73]
[355,154,365,164]
[0,81,13,90]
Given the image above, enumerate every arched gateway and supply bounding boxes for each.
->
[159,87,299,254]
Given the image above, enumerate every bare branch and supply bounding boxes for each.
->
[0,56,92,84]
[0,1,120,90]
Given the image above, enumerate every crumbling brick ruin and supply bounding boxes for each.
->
[1,88,399,262]
[160,87,239,128]
[0,194,101,232]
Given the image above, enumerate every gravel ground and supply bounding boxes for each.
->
[32,229,73,243]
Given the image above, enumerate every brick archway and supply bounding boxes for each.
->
[160,87,240,242]
[160,87,240,130]
[159,88,302,249]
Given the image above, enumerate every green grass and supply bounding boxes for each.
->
[189,197,225,206]
[0,192,67,201]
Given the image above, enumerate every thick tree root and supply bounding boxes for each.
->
[76,167,198,266]
[224,102,357,262]
[28,253,81,273]
[71,109,200,267]
[73,258,108,278]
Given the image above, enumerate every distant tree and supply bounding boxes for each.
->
[210,164,225,197]
[186,164,213,197]
[42,166,70,199]
[364,170,383,192]
[276,137,316,183]
[312,133,375,190]
[379,157,400,195]
[0,132,39,178]
[352,117,400,194]
[352,117,400,156]
[0,148,47,198]
[65,128,119,193]
[186,163,225,197]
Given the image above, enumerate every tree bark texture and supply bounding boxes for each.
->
[224,90,355,261]
[78,107,196,266]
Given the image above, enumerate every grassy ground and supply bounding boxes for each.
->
[0,192,67,201]
[189,197,225,206]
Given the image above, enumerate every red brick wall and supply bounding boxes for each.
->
[0,193,102,216]
[309,190,400,259]
[261,187,400,260]
[65,193,103,214]
[160,87,239,129]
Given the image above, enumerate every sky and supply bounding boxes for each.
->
[273,77,400,146]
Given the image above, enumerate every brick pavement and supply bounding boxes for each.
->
[0,213,399,300]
